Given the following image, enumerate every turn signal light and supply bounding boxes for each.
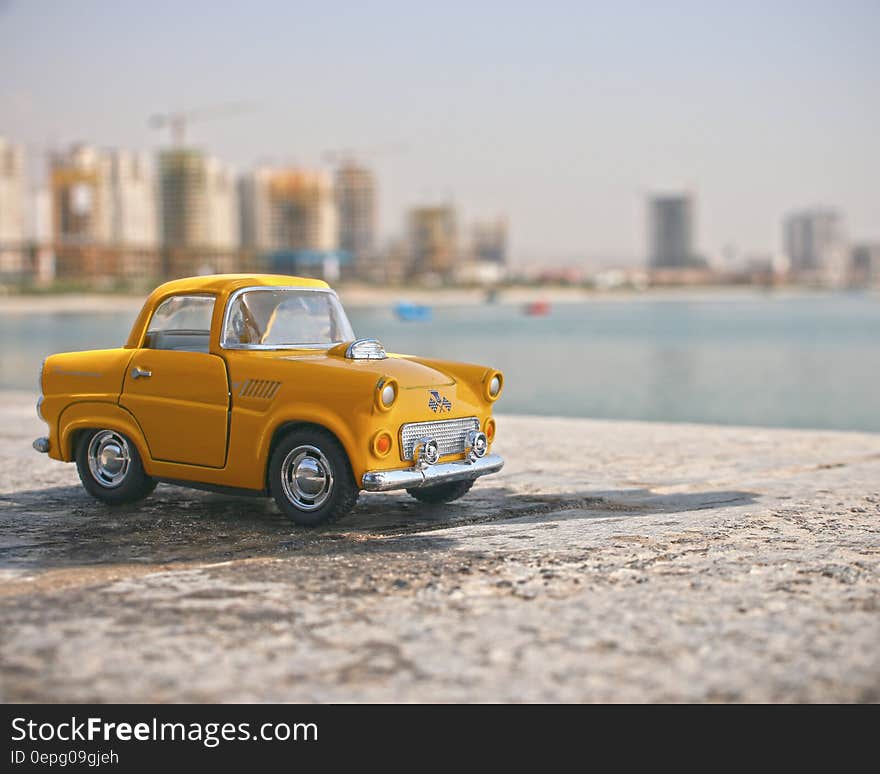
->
[372,430,393,457]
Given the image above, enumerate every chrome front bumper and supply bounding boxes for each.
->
[362,453,504,492]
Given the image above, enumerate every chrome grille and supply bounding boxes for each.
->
[399,417,480,460]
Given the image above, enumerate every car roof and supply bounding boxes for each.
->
[124,274,334,349]
[150,273,331,295]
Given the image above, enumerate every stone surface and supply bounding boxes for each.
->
[0,391,878,702]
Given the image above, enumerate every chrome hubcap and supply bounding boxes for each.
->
[280,445,334,511]
[87,430,130,488]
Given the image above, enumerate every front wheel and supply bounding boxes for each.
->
[407,479,474,504]
[75,429,157,505]
[269,429,359,526]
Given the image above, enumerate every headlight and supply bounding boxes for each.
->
[375,378,398,412]
[483,370,503,402]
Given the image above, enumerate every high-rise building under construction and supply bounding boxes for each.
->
[159,148,238,251]
[240,167,340,279]
[408,205,457,278]
[335,161,376,275]
[51,144,159,279]
[240,167,336,252]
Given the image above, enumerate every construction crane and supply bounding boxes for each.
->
[148,102,257,146]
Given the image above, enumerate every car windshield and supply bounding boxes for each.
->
[222,288,355,348]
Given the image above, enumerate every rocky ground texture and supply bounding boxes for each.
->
[0,391,878,702]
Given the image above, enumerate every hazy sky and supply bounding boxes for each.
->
[2,0,878,265]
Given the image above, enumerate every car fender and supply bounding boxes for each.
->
[58,401,151,467]
[260,403,364,483]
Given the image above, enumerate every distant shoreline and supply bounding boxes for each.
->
[0,285,872,314]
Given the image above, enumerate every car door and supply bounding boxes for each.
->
[119,294,229,468]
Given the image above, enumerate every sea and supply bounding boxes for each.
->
[2,291,878,432]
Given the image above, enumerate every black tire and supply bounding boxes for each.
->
[75,429,157,505]
[269,428,359,526]
[407,479,474,504]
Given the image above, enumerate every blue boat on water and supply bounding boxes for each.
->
[395,301,432,322]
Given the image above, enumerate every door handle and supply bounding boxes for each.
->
[131,366,152,380]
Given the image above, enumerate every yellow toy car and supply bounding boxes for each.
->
[33,274,504,525]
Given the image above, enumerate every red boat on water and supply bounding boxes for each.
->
[523,300,551,316]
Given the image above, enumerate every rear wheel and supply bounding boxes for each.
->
[75,429,157,505]
[269,429,358,526]
[407,479,474,504]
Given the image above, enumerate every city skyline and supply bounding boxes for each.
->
[2,133,878,288]
[2,1,877,266]
[0,136,516,285]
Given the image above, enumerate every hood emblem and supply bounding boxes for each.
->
[428,390,452,413]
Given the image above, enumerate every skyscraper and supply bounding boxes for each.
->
[408,205,457,278]
[51,144,112,245]
[471,217,508,265]
[52,146,158,246]
[0,137,26,277]
[648,193,701,269]
[335,161,376,276]
[159,149,238,251]
[240,167,340,279]
[107,150,157,249]
[850,243,880,288]
[51,145,159,279]
[783,208,847,285]
[241,167,337,252]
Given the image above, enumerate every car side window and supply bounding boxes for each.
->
[146,295,215,352]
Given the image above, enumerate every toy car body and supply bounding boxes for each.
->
[33,274,504,524]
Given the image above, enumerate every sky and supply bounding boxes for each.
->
[2,0,878,266]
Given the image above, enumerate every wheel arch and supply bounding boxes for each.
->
[58,402,151,467]
[265,420,356,490]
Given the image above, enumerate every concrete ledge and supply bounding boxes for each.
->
[0,392,878,702]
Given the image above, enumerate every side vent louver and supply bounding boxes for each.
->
[239,379,281,400]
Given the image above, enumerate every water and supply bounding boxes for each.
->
[3,292,879,432]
